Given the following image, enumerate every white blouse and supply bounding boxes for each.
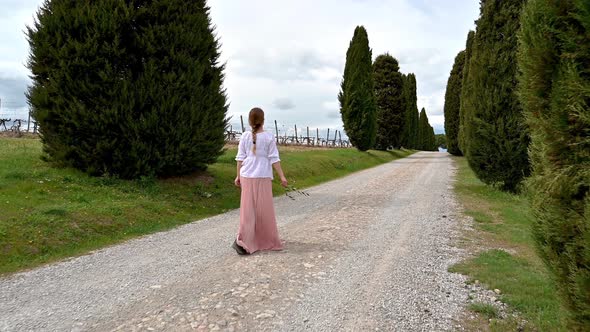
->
[235,131,281,179]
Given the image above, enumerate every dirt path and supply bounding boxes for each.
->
[0,152,469,332]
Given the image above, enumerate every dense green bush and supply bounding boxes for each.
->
[518,0,590,327]
[27,0,227,178]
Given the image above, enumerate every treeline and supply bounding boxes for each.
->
[339,26,437,152]
[27,0,439,184]
[443,0,589,328]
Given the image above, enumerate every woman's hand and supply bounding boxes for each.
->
[280,176,288,187]
[234,176,241,187]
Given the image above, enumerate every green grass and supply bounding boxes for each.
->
[451,157,567,331]
[0,138,414,274]
[469,302,500,319]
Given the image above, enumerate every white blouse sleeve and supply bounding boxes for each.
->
[268,135,280,164]
[235,132,248,161]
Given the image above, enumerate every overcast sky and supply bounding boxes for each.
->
[0,0,479,134]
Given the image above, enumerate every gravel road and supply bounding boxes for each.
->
[0,151,469,331]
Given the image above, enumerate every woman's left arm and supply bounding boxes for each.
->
[235,133,248,187]
[235,161,243,187]
[272,162,288,187]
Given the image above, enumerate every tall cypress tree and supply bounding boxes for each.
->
[418,108,430,150]
[373,54,405,150]
[444,50,465,156]
[459,30,475,155]
[400,73,409,147]
[518,0,590,327]
[27,0,227,178]
[402,73,419,149]
[462,0,529,192]
[339,26,377,151]
[416,108,437,151]
[411,80,420,149]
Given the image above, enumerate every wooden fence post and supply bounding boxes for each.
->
[294,124,299,143]
[240,115,245,133]
[274,120,279,143]
[316,128,319,146]
[326,129,330,146]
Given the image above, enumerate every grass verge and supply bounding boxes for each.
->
[450,157,567,331]
[469,302,500,320]
[0,138,414,275]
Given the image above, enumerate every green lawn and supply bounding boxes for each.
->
[0,138,414,274]
[450,157,567,331]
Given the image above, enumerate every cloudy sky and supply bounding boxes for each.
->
[0,0,479,135]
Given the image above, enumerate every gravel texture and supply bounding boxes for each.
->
[0,151,470,331]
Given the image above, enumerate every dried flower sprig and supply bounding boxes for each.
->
[284,185,310,200]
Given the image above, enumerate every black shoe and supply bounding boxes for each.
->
[232,240,248,255]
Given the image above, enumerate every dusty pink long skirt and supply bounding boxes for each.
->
[236,177,283,254]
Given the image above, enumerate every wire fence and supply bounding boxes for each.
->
[0,110,351,148]
[0,111,38,134]
[226,116,350,148]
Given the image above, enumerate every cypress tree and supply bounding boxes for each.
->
[459,30,475,154]
[339,26,377,151]
[400,73,409,147]
[402,73,419,149]
[373,54,405,150]
[443,50,465,156]
[411,83,420,149]
[418,108,429,150]
[462,0,530,192]
[518,0,590,327]
[27,0,227,178]
[415,108,437,151]
[429,126,436,151]
[401,73,411,148]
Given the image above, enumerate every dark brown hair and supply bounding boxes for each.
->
[249,107,264,153]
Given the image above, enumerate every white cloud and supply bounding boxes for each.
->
[229,46,341,83]
[430,115,445,133]
[322,101,339,111]
[273,98,296,110]
[0,0,42,113]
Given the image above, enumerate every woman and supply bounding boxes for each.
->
[233,107,288,255]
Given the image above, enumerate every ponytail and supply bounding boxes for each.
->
[248,107,264,154]
[252,124,261,153]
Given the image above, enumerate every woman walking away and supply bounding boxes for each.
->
[233,107,288,255]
